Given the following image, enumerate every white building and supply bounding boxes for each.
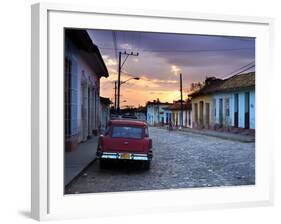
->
[163,100,192,128]
[146,100,171,126]
[190,72,255,130]
[99,97,111,134]
[64,29,109,151]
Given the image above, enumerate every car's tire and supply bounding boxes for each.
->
[143,160,151,170]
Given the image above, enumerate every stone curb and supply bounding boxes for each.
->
[155,126,255,143]
[65,158,97,191]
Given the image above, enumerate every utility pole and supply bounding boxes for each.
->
[117,51,139,114]
[180,73,183,128]
[157,98,160,125]
[117,52,121,114]
[114,81,117,111]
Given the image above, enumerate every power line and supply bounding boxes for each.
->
[117,51,139,113]
[229,65,255,78]
[112,31,118,64]
[99,47,254,53]
[120,70,134,77]
[223,61,255,78]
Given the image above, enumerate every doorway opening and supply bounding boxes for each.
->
[234,94,239,128]
[245,92,250,129]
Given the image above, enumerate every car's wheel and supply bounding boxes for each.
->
[143,160,151,170]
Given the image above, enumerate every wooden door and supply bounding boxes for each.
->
[244,92,250,129]
[234,94,239,128]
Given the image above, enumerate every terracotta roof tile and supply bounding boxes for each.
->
[217,72,255,92]
[189,72,255,97]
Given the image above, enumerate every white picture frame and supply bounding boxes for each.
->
[31,2,274,221]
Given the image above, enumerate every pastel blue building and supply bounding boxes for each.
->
[190,72,255,130]
[212,72,255,129]
[146,100,171,126]
[64,29,109,151]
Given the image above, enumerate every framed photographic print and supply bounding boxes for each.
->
[31,2,274,221]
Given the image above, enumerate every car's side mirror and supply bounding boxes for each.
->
[144,134,149,138]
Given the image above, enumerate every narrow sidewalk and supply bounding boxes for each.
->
[64,136,99,186]
[157,126,255,143]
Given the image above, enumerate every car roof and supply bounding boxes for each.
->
[109,119,147,127]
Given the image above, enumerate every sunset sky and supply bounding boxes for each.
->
[87,30,255,108]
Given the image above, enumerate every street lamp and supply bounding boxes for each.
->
[121,77,140,85]
[116,77,140,113]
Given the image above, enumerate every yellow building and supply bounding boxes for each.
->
[189,78,223,129]
[191,95,212,129]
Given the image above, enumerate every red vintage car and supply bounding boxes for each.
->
[96,119,153,170]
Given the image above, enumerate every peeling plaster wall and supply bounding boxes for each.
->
[212,89,255,129]
[65,36,101,142]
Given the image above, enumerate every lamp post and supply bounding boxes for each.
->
[117,77,140,113]
[180,73,183,128]
[121,77,140,85]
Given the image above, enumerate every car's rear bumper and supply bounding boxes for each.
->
[96,151,153,161]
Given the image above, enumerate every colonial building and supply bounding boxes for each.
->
[163,100,192,128]
[189,72,255,130]
[189,77,223,129]
[64,29,109,151]
[212,72,255,130]
[99,97,111,134]
[146,99,172,126]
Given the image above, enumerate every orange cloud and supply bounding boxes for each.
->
[100,72,183,108]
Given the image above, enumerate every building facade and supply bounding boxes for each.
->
[190,95,213,129]
[189,73,255,130]
[146,99,171,126]
[212,73,255,129]
[163,100,192,128]
[189,77,223,129]
[64,29,109,151]
[99,97,111,134]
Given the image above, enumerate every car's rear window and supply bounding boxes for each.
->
[111,126,143,139]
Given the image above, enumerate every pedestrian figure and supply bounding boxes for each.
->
[168,119,173,131]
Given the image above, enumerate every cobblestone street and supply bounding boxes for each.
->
[65,127,255,194]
